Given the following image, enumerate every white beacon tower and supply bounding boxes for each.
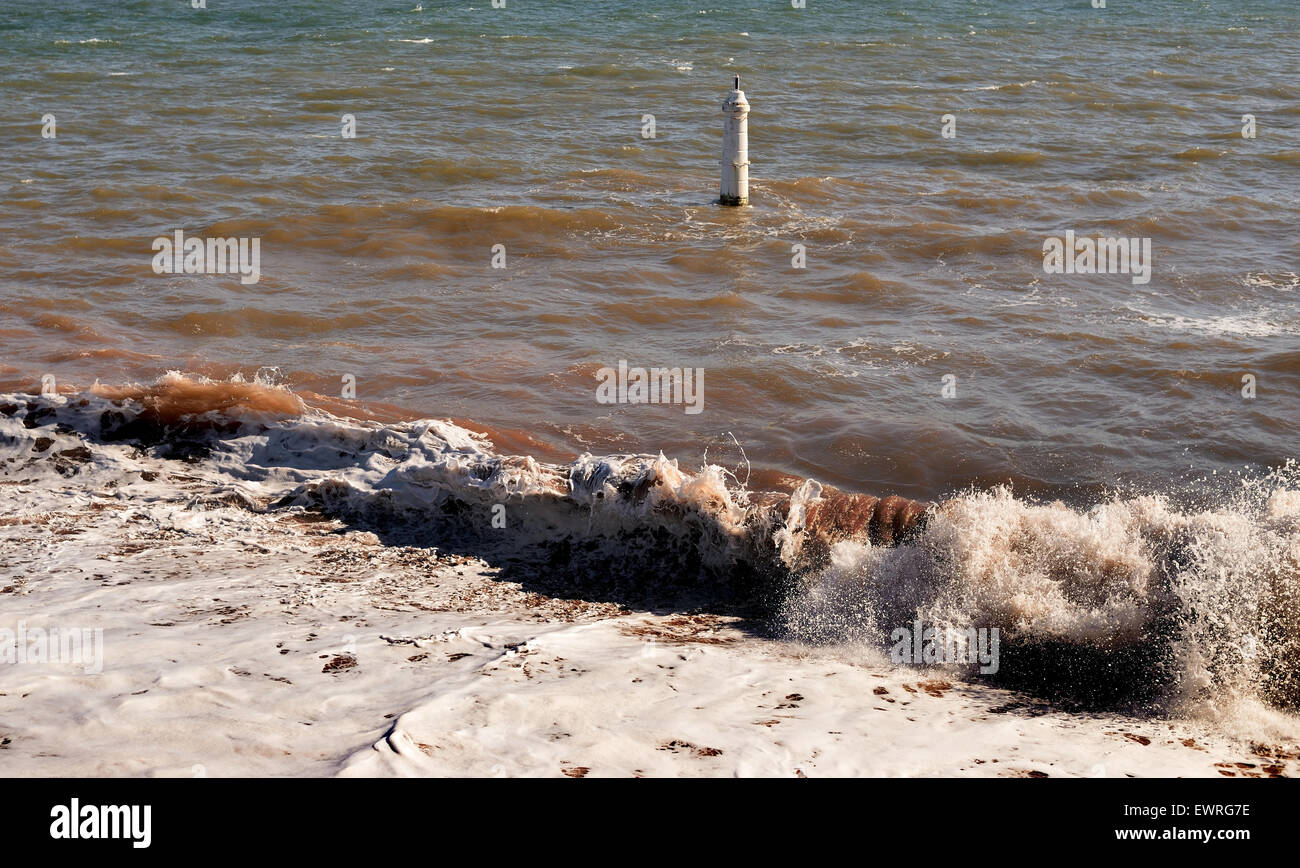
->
[720,75,750,206]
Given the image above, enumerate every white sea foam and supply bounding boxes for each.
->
[784,478,1300,715]
[1130,306,1295,338]
[4,378,1297,719]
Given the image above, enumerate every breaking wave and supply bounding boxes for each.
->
[783,477,1300,720]
[3,373,1298,721]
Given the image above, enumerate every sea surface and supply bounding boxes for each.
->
[2,0,1297,500]
[2,1,1300,725]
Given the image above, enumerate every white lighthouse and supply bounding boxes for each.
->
[720,76,750,206]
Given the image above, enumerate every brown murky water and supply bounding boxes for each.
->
[3,0,1297,501]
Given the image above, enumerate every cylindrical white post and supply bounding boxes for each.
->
[720,75,750,206]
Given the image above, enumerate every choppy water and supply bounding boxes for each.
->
[2,0,1298,502]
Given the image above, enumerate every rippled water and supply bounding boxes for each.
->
[3,0,1297,500]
